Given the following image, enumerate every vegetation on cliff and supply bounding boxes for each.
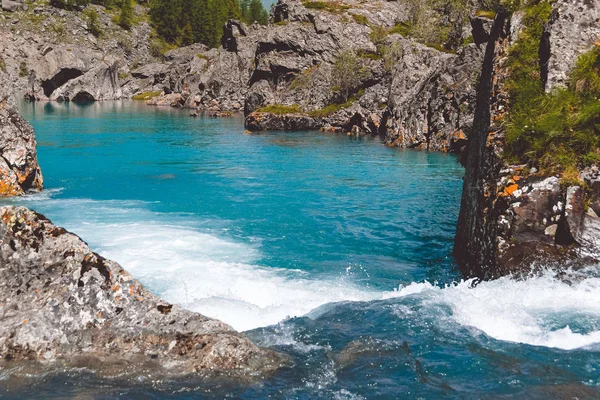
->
[149,0,268,48]
[505,0,600,175]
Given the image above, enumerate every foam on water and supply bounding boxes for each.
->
[14,193,600,346]
[387,274,600,350]
[17,195,384,331]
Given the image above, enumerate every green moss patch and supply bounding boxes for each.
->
[256,104,303,114]
[132,91,163,100]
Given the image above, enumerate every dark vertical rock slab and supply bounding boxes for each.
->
[454,13,508,280]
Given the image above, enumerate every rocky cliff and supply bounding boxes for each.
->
[455,0,600,280]
[0,73,43,196]
[0,1,151,101]
[1,0,487,152]
[0,206,282,375]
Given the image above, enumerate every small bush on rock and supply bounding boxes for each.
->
[331,50,371,103]
[84,8,103,37]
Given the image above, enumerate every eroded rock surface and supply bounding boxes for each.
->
[0,206,282,375]
[0,74,43,196]
[545,0,600,90]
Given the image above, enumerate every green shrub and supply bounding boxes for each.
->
[148,37,175,58]
[369,25,388,46]
[308,90,364,118]
[331,50,371,103]
[256,104,302,114]
[350,13,369,26]
[49,21,66,38]
[118,0,133,30]
[84,8,103,37]
[506,41,600,173]
[302,1,350,13]
[18,61,28,77]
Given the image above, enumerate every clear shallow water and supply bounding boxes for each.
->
[2,101,600,398]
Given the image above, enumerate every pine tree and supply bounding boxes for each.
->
[119,0,134,30]
[246,0,268,25]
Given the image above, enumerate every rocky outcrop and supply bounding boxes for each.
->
[454,12,507,280]
[0,3,151,101]
[245,111,320,131]
[0,206,282,375]
[455,0,600,279]
[50,58,122,102]
[384,41,481,151]
[545,0,600,91]
[0,74,43,196]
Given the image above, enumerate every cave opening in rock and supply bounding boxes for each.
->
[41,68,84,98]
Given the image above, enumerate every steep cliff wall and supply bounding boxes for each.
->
[454,13,507,280]
[0,73,43,196]
[455,0,600,280]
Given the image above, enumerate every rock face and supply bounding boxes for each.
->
[455,0,600,279]
[0,74,43,196]
[545,0,600,91]
[0,206,281,375]
[384,42,480,151]
[50,58,122,102]
[0,3,151,102]
[454,13,507,280]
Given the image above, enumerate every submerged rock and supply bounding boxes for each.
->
[0,74,43,196]
[0,206,282,375]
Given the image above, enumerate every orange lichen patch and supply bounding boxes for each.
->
[505,184,519,196]
[137,297,143,302]
[513,175,521,181]
[116,296,121,301]
[2,211,12,224]
[97,312,103,318]
[452,129,467,140]
[129,285,135,295]
[112,285,120,292]
[595,41,600,47]
[35,289,39,293]
[0,177,21,196]
[22,319,27,324]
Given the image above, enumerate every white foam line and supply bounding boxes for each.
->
[13,196,600,348]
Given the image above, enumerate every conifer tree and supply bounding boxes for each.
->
[119,0,134,30]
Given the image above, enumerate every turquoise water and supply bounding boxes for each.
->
[3,101,600,398]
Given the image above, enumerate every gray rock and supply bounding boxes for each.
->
[50,58,122,102]
[545,0,600,91]
[557,186,600,254]
[385,41,482,151]
[0,73,43,196]
[1,0,23,12]
[0,206,282,375]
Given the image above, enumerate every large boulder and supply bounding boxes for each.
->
[1,0,23,12]
[0,74,43,196]
[0,206,282,375]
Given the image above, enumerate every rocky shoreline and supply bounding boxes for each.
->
[0,206,284,375]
